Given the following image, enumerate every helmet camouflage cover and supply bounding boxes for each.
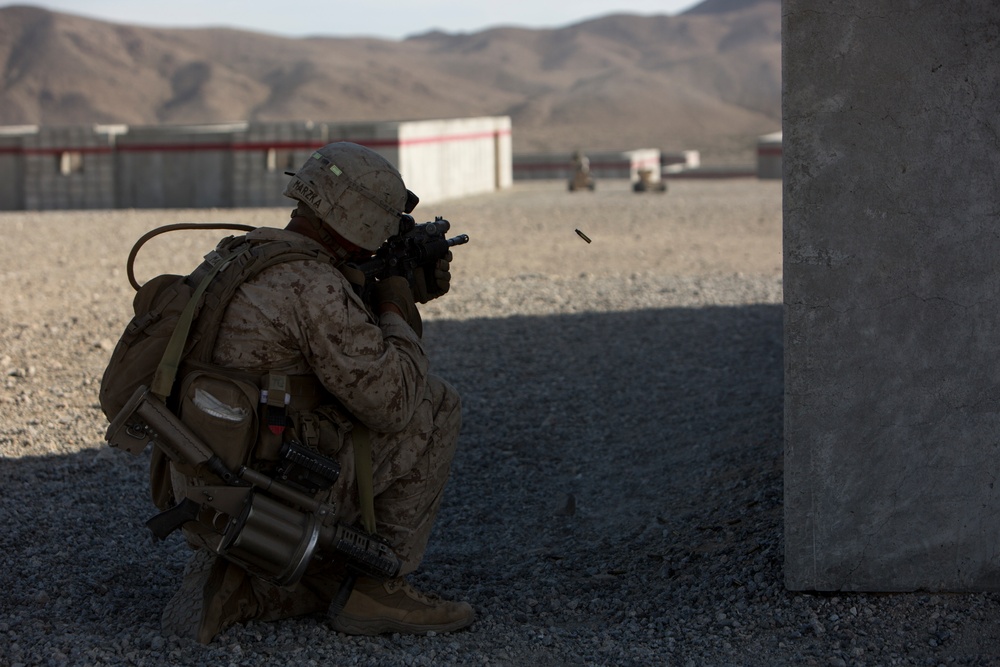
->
[283,142,409,251]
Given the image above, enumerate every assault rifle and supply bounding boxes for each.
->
[106,385,400,586]
[351,216,469,295]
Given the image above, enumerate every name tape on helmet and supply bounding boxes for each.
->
[288,179,324,212]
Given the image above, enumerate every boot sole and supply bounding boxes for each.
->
[160,550,224,644]
[331,611,475,636]
[161,569,210,641]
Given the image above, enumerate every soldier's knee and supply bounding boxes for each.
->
[427,375,461,429]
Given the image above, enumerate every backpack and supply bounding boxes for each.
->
[99,223,335,508]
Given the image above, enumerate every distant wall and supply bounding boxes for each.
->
[396,116,513,203]
[784,2,1000,591]
[233,122,331,208]
[0,126,35,211]
[13,125,125,210]
[513,149,665,182]
[756,132,782,180]
[0,117,512,211]
[117,123,243,209]
[662,150,701,174]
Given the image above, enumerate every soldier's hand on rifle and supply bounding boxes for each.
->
[412,251,452,303]
[373,275,423,337]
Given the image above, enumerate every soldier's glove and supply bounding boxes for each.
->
[412,251,452,304]
[373,275,423,337]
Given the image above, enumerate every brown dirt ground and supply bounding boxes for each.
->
[0,177,781,458]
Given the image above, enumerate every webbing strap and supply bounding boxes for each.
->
[149,246,248,401]
[352,424,377,535]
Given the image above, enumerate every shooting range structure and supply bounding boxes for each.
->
[0,116,512,210]
[512,148,671,183]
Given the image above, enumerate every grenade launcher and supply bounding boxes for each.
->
[106,385,401,587]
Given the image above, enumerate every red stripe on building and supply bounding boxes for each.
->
[1,129,511,155]
[13,146,115,156]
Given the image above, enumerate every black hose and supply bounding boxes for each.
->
[126,222,256,291]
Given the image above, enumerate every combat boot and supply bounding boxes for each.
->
[331,577,475,635]
[160,549,255,644]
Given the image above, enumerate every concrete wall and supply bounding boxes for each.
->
[22,125,122,210]
[662,150,701,174]
[116,123,245,209]
[395,116,512,205]
[0,126,35,211]
[233,121,330,208]
[0,117,512,211]
[784,2,1000,591]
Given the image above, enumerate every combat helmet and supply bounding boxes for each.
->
[283,142,416,251]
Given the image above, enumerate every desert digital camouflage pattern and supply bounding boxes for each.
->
[165,226,461,626]
[214,226,460,566]
[283,142,409,251]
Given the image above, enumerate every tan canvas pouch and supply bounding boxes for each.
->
[309,404,354,457]
[176,370,260,474]
[146,368,257,523]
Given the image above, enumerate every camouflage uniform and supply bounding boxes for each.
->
[168,227,461,627]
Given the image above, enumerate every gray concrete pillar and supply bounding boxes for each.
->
[783,2,1000,591]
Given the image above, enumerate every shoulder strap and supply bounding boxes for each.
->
[351,424,377,534]
[149,242,251,401]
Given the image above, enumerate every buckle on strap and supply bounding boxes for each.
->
[296,413,321,448]
[261,374,290,435]
[184,242,251,288]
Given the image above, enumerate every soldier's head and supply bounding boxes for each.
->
[283,142,418,253]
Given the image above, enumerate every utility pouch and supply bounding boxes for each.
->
[176,370,260,476]
[310,404,355,456]
[105,384,240,486]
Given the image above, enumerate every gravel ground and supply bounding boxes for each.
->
[1,179,998,666]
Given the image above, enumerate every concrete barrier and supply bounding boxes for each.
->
[19,125,124,210]
[116,122,245,209]
[232,121,330,208]
[784,1,1000,592]
[662,150,701,174]
[0,117,512,210]
[394,116,512,204]
[0,125,36,211]
[664,165,756,179]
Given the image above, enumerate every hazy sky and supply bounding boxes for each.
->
[25,0,704,40]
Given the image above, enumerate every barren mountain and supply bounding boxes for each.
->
[0,0,780,162]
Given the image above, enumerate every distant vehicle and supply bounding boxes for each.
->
[632,168,667,193]
[568,150,596,192]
